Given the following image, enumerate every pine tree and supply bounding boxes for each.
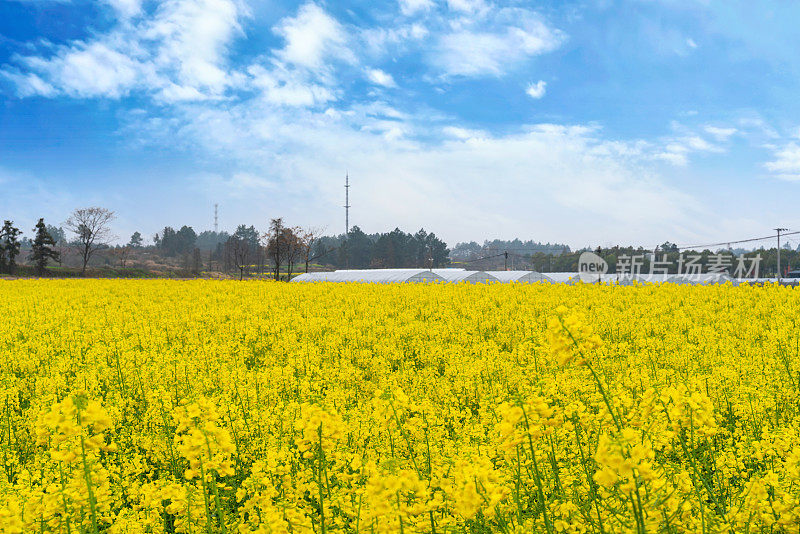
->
[0,221,22,274]
[29,218,60,275]
[128,231,143,248]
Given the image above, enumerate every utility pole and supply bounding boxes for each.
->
[504,251,508,271]
[776,227,788,282]
[214,204,218,233]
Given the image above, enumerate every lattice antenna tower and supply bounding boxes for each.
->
[344,172,351,237]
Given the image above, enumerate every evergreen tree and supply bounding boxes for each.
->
[159,226,197,255]
[29,218,60,275]
[192,247,202,276]
[0,221,22,274]
[424,231,450,267]
[175,226,197,254]
[196,230,230,250]
[129,231,143,248]
[346,226,373,268]
[158,227,178,255]
[45,225,66,245]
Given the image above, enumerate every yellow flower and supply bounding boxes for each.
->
[2,279,799,532]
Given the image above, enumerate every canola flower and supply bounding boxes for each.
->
[0,279,799,532]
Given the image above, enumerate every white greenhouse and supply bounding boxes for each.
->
[485,270,551,283]
[542,272,583,284]
[291,269,444,283]
[541,272,736,285]
[665,273,734,285]
[432,269,499,283]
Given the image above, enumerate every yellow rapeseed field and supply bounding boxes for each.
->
[1,279,799,533]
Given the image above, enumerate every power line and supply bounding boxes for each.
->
[456,252,507,264]
[676,230,800,251]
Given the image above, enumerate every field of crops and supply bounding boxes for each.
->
[1,280,799,533]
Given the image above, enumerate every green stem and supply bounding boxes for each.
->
[317,424,327,534]
[78,435,100,534]
[199,461,214,534]
[203,434,228,533]
[520,404,554,534]
[389,400,421,477]
[572,417,605,534]
[58,463,73,534]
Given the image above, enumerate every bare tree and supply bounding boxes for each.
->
[226,236,251,280]
[264,221,304,280]
[300,226,324,273]
[65,207,115,275]
[116,245,131,268]
[283,227,304,280]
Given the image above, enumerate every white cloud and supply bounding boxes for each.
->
[398,0,434,16]
[443,126,488,140]
[683,136,717,151]
[248,64,336,107]
[2,0,355,109]
[654,151,689,166]
[199,172,280,199]
[366,68,396,87]
[765,142,800,180]
[446,0,488,13]
[104,0,142,19]
[157,83,208,102]
[361,23,429,59]
[2,0,245,100]
[146,0,243,95]
[273,3,354,71]
[704,126,737,141]
[651,121,734,166]
[1,0,742,246]
[22,41,142,98]
[0,71,58,97]
[431,9,564,77]
[526,80,546,99]
[120,94,704,245]
[654,136,722,166]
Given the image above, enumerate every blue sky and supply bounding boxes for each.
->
[3,0,800,248]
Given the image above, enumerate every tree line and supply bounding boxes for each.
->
[0,218,72,275]
[12,206,794,279]
[145,220,319,280]
[1,207,117,276]
[308,226,450,270]
[451,239,571,260]
[146,223,451,277]
[518,242,796,277]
